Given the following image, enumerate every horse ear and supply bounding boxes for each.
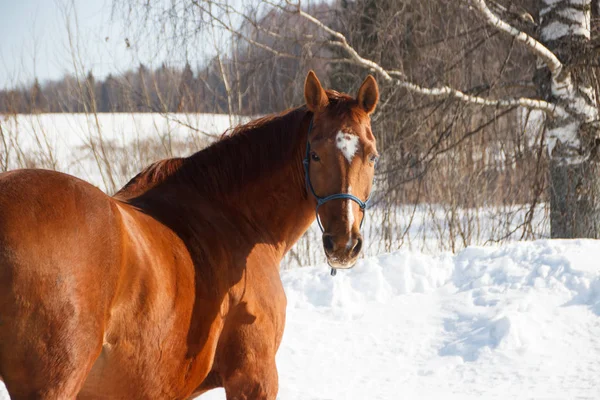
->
[304,70,329,112]
[357,75,379,115]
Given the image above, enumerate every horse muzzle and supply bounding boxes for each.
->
[322,233,362,270]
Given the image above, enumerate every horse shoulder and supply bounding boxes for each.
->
[197,244,286,398]
[218,242,287,355]
[89,202,225,397]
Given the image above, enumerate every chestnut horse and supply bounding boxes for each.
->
[0,71,379,399]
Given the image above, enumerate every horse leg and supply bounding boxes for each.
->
[218,307,284,400]
[222,354,279,400]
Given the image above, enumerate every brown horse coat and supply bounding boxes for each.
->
[0,71,379,399]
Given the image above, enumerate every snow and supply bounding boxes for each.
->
[194,239,600,399]
[0,113,248,192]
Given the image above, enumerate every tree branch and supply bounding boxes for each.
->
[274,1,563,117]
[469,0,563,77]
[191,0,302,59]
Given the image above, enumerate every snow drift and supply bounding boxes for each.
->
[205,239,600,399]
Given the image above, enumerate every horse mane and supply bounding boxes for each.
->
[114,158,185,199]
[115,106,310,202]
[115,90,361,203]
[181,106,310,200]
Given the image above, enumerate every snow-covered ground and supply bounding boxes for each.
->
[197,239,600,399]
[0,113,246,192]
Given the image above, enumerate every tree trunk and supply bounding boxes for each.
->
[550,156,600,237]
[537,0,600,238]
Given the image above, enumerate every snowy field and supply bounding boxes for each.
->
[197,239,600,399]
[0,113,246,192]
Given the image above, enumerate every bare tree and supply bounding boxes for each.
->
[311,0,600,238]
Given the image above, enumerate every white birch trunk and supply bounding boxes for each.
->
[538,0,600,237]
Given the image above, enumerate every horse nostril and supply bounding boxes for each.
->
[351,237,363,257]
[323,234,335,254]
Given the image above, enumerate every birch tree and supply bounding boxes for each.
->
[477,0,600,237]
[534,0,600,237]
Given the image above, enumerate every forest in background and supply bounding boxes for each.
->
[0,62,231,114]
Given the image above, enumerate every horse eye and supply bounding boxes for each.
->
[369,155,379,165]
[311,152,320,162]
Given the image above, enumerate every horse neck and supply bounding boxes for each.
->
[118,109,317,263]
[229,155,314,257]
[187,110,316,259]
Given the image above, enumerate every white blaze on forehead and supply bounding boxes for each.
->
[336,131,359,163]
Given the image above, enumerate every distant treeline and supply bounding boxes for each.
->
[0,62,240,114]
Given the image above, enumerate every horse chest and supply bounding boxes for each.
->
[218,257,288,347]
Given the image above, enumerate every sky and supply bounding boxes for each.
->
[0,0,122,88]
[0,0,217,90]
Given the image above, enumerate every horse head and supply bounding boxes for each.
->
[303,70,379,271]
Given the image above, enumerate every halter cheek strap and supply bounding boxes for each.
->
[302,118,373,276]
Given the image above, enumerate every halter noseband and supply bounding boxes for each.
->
[302,118,373,276]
